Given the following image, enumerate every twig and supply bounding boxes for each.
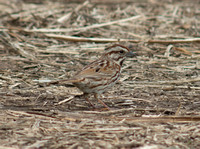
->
[158,77,200,85]
[24,15,141,33]
[125,83,200,90]
[1,26,199,44]
[0,75,13,82]
[82,108,161,116]
[115,116,200,123]
[45,34,140,43]
[44,34,200,44]
[164,44,173,57]
[148,38,200,44]
[90,0,138,3]
[173,47,192,56]
[37,49,79,55]
[128,77,200,86]
[175,103,182,116]
[57,96,74,105]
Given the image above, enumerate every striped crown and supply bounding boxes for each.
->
[103,44,132,66]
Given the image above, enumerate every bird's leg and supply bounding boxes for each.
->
[94,93,110,110]
[83,93,96,108]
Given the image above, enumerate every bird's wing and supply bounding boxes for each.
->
[49,59,120,84]
[73,59,119,80]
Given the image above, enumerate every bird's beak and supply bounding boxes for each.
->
[126,51,137,57]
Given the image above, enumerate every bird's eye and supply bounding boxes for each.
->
[120,50,124,53]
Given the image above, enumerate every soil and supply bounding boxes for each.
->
[0,0,200,148]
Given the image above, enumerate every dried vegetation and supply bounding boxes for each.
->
[0,0,200,148]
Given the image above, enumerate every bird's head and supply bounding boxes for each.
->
[103,44,136,66]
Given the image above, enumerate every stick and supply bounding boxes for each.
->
[148,38,200,44]
[57,96,74,105]
[173,47,192,55]
[45,34,140,43]
[45,34,200,44]
[115,116,200,123]
[24,15,141,33]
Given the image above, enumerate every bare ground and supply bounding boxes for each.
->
[0,0,200,148]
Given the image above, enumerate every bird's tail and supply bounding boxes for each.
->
[48,78,83,85]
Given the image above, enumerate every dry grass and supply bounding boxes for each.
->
[0,0,200,148]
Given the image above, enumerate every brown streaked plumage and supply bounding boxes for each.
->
[54,44,136,110]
